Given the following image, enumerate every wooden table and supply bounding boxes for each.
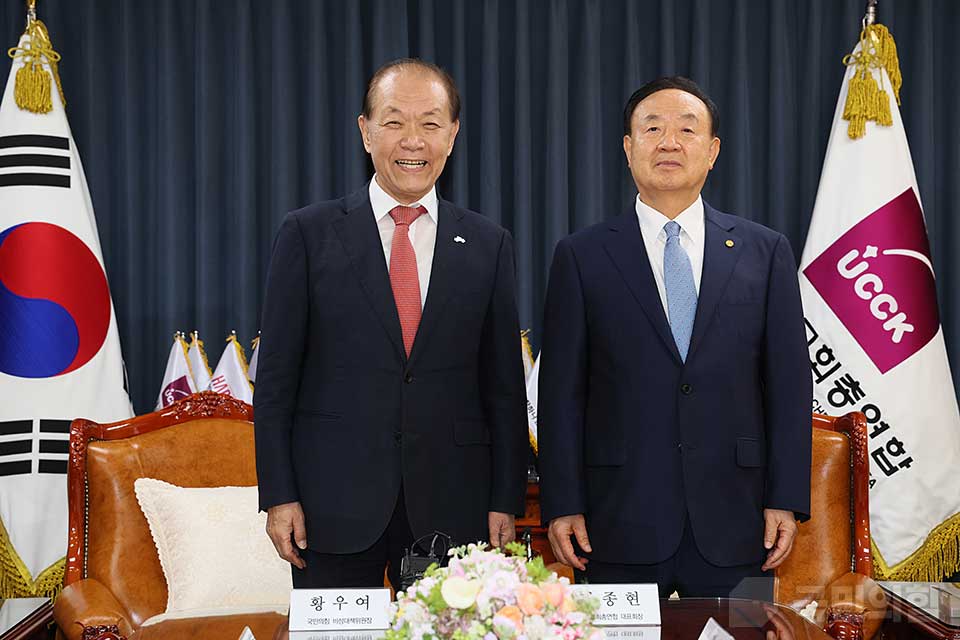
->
[0,599,54,640]
[879,582,960,639]
[3,597,831,639]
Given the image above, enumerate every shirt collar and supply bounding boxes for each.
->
[369,175,439,224]
[635,195,705,244]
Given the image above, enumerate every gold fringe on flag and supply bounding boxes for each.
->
[872,512,960,582]
[0,514,64,599]
[842,23,902,140]
[7,12,65,114]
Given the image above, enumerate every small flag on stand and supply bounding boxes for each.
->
[520,330,535,381]
[156,332,196,409]
[187,330,213,391]
[209,332,253,404]
[247,333,260,384]
[520,330,539,455]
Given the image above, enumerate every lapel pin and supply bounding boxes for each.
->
[725,239,735,248]
[454,235,466,244]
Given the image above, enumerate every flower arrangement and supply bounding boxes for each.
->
[386,542,602,640]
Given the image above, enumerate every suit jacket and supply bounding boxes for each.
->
[254,184,528,554]
[538,202,812,567]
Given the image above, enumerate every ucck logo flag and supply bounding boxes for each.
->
[0,29,132,597]
[799,24,960,580]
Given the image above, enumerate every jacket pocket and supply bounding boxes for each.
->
[296,408,342,420]
[736,437,765,468]
[454,419,491,445]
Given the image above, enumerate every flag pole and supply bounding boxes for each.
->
[863,0,878,27]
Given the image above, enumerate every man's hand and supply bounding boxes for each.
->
[489,511,517,547]
[761,508,798,571]
[547,514,592,571]
[266,501,307,569]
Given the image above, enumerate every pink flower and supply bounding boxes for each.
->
[541,582,566,608]
[517,583,546,616]
[495,605,525,631]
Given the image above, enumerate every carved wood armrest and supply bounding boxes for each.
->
[814,572,888,640]
[53,578,134,640]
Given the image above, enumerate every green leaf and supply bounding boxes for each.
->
[525,555,551,582]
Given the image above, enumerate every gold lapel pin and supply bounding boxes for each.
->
[725,239,735,248]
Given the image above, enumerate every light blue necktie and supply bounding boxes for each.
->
[663,221,697,361]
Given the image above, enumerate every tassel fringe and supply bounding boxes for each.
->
[873,511,960,582]
[0,514,64,599]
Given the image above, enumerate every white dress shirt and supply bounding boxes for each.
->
[369,175,438,309]
[635,195,706,322]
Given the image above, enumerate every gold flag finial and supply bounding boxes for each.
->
[841,2,902,139]
[7,0,66,114]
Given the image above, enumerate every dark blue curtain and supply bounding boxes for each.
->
[0,0,956,414]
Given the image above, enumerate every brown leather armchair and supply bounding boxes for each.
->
[774,411,888,640]
[53,392,286,640]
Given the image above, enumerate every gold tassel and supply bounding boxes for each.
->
[841,23,902,139]
[0,514,65,598]
[873,512,960,581]
[7,18,65,114]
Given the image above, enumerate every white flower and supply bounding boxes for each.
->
[525,614,548,640]
[441,576,482,609]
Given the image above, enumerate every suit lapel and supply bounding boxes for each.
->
[331,186,406,361]
[603,211,682,363]
[407,199,464,368]
[687,204,742,361]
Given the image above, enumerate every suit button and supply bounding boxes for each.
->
[404,373,414,384]
[680,383,693,395]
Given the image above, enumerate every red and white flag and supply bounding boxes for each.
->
[156,333,196,409]
[799,24,960,579]
[209,333,253,404]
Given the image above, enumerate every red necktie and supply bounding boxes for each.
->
[388,205,426,356]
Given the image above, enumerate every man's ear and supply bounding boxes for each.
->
[708,136,720,170]
[358,115,372,153]
[447,119,461,156]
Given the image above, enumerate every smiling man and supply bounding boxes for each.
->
[538,76,811,599]
[254,59,528,589]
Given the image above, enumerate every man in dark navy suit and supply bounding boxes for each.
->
[538,77,811,599]
[254,59,528,589]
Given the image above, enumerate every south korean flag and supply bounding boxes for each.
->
[0,28,132,597]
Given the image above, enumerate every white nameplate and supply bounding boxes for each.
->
[573,584,660,626]
[289,588,391,632]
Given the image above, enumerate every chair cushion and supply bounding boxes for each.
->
[134,478,291,616]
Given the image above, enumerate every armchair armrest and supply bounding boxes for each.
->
[815,572,888,640]
[53,578,135,640]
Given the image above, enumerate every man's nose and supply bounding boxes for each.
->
[658,132,681,151]
[400,130,425,150]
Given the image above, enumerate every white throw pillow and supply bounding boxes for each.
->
[133,478,292,618]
